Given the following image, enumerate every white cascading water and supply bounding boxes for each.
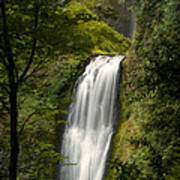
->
[60,55,124,180]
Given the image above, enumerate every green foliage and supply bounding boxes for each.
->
[107,0,180,179]
[126,0,180,179]
[0,0,65,179]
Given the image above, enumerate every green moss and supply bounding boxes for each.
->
[105,58,137,180]
[55,1,130,56]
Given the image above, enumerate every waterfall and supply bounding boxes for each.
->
[60,55,124,180]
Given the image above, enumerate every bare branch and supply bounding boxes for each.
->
[14,65,19,81]
[0,96,9,113]
[18,111,37,137]
[0,45,9,69]
[0,82,10,94]
[18,3,39,84]
[1,58,9,68]
[1,0,15,72]
[23,60,43,82]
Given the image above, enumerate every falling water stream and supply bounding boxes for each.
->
[60,55,124,180]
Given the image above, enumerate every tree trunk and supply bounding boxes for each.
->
[1,1,19,179]
[9,77,19,180]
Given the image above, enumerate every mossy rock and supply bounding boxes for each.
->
[52,0,131,114]
[55,1,130,56]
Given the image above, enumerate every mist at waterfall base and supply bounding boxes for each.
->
[59,55,124,180]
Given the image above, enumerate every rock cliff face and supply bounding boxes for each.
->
[106,0,180,179]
